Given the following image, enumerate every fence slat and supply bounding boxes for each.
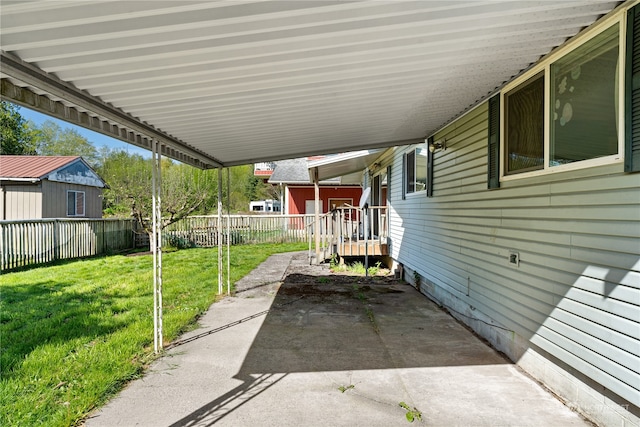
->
[0,218,136,271]
[2,214,321,271]
[164,214,312,248]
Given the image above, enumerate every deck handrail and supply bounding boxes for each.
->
[306,205,388,263]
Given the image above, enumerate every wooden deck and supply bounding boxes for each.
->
[309,205,389,263]
[336,241,388,257]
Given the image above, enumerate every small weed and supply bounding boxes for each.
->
[352,285,379,334]
[331,260,388,276]
[350,261,367,275]
[331,263,349,273]
[316,277,330,284]
[413,270,421,289]
[338,384,355,393]
[367,261,382,276]
[364,307,379,334]
[329,254,339,269]
[399,402,422,423]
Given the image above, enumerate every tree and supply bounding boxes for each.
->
[98,149,219,237]
[99,150,149,217]
[35,120,99,166]
[235,164,277,206]
[0,101,37,155]
[98,149,270,242]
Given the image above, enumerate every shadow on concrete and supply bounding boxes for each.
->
[165,310,270,351]
[170,272,508,426]
[167,373,287,427]
[240,275,508,374]
[165,296,304,351]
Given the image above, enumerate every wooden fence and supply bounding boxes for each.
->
[0,218,135,270]
[165,214,312,247]
[0,214,313,271]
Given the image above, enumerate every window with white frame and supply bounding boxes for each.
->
[550,24,619,165]
[500,21,621,178]
[404,146,427,194]
[67,190,85,217]
[504,73,545,175]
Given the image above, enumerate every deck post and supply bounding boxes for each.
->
[312,167,320,264]
[364,205,369,276]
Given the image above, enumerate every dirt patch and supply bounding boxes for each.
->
[125,250,152,257]
[279,271,407,300]
[284,272,399,285]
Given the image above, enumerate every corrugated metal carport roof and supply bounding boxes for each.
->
[0,1,622,168]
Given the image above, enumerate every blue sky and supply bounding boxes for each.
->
[19,106,151,158]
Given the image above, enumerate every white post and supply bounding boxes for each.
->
[364,205,369,277]
[313,167,320,264]
[151,141,157,353]
[151,140,163,353]
[157,145,163,351]
[280,183,285,215]
[217,168,223,295]
[226,167,231,295]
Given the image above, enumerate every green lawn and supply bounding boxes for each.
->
[0,243,306,427]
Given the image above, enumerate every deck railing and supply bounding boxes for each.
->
[306,205,388,262]
[0,218,135,270]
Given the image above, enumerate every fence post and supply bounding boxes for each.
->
[53,219,59,261]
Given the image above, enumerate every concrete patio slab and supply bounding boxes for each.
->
[85,251,590,427]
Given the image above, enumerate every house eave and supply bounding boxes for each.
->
[307,149,387,182]
[0,177,40,184]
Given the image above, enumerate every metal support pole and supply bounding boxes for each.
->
[217,168,223,295]
[226,167,230,295]
[151,140,163,353]
[157,145,163,352]
[151,142,158,353]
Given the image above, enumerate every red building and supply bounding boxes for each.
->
[267,158,362,215]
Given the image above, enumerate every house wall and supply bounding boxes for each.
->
[0,183,43,219]
[286,185,362,215]
[41,181,103,218]
[386,100,640,426]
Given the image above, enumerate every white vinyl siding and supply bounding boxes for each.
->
[387,101,640,411]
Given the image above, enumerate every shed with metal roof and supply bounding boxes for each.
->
[0,155,106,219]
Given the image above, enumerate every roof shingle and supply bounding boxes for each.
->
[269,158,342,185]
